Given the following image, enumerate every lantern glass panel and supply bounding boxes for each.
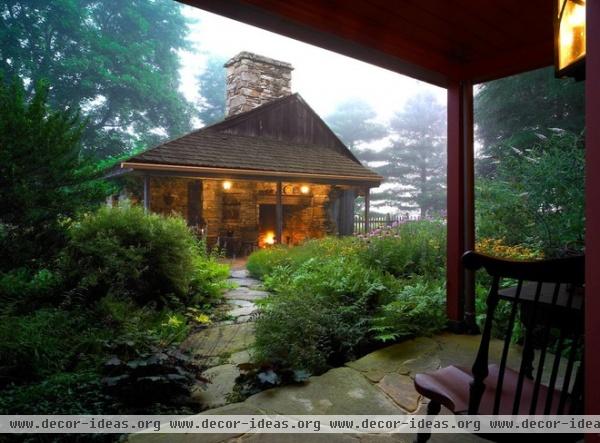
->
[557,0,586,71]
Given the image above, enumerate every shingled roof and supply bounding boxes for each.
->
[121,94,382,185]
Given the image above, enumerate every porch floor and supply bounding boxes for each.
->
[134,332,546,442]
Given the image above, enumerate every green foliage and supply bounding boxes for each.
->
[0,293,211,414]
[0,78,110,269]
[361,220,446,279]
[0,0,194,156]
[247,237,363,279]
[476,131,585,256]
[61,205,228,306]
[249,226,447,374]
[0,267,63,312]
[254,257,390,374]
[102,343,198,408]
[475,67,584,177]
[0,308,106,382]
[371,277,446,342]
[198,56,227,125]
[246,246,291,278]
[0,370,108,415]
[474,67,585,257]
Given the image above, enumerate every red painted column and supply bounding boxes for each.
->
[586,1,600,442]
[446,81,474,326]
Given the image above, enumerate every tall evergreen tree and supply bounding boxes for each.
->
[0,78,109,268]
[369,93,446,217]
[0,0,194,157]
[475,66,584,177]
[197,55,226,125]
[325,98,387,150]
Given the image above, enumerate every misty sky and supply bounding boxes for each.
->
[177,6,446,124]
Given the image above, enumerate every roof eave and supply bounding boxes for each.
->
[120,161,383,187]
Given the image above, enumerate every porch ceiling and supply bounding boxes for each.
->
[180,0,555,87]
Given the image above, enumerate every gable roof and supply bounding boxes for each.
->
[207,93,360,162]
[121,93,382,186]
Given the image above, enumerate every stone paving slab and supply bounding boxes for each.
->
[245,367,405,416]
[228,305,258,318]
[224,287,269,301]
[227,277,263,289]
[233,434,362,443]
[231,269,250,279]
[193,364,241,409]
[377,373,420,412]
[182,322,255,358]
[235,314,256,324]
[227,299,255,308]
[345,337,439,378]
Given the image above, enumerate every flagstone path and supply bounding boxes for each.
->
[180,265,268,410]
[136,264,506,442]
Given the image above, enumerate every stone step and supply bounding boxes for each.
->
[223,287,269,301]
[226,299,255,308]
[227,305,257,318]
[182,322,255,358]
[227,277,262,289]
[230,269,250,279]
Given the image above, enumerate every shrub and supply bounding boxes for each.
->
[254,253,396,374]
[102,342,199,408]
[0,308,106,383]
[476,131,584,257]
[0,78,110,270]
[0,267,62,313]
[0,370,108,415]
[247,237,363,279]
[361,220,446,279]
[246,246,291,278]
[370,277,447,342]
[61,206,228,307]
[248,227,448,376]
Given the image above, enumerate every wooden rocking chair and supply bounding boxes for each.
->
[414,251,585,443]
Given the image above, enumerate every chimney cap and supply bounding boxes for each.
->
[224,51,294,71]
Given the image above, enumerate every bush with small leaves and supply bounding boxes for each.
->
[61,205,228,307]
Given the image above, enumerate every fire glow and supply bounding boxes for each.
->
[264,231,276,246]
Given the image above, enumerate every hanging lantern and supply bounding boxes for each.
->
[555,0,586,80]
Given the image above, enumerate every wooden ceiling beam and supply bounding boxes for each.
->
[180,0,461,87]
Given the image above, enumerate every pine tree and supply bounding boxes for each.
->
[0,78,109,268]
[370,93,446,217]
[197,56,227,125]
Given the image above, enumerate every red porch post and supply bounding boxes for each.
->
[586,1,600,440]
[446,81,475,328]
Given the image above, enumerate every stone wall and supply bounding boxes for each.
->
[126,176,345,255]
[224,52,293,117]
[148,176,189,218]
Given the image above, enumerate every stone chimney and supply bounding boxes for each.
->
[224,52,293,117]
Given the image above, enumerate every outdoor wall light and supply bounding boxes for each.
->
[222,180,232,190]
[555,0,586,80]
[300,185,310,194]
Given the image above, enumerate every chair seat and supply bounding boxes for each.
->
[414,364,571,415]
